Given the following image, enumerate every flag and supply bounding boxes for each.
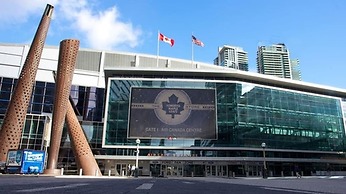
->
[159,33,174,46]
[192,35,204,47]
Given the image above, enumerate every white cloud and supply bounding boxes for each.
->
[0,0,142,50]
[0,0,58,24]
[58,0,142,50]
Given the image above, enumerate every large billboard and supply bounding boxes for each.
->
[128,87,217,139]
[5,149,46,174]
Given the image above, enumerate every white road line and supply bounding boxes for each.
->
[16,183,89,193]
[262,187,322,194]
[330,176,344,179]
[136,183,154,190]
[182,181,195,184]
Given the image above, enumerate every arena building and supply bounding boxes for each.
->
[1,43,346,177]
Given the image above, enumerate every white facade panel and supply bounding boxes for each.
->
[98,75,106,88]
[0,65,20,78]
[38,59,58,71]
[0,45,25,56]
[41,47,59,60]
[0,53,22,66]
[72,73,99,87]
[36,69,55,83]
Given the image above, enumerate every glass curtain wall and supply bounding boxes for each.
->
[104,78,346,152]
[0,77,105,173]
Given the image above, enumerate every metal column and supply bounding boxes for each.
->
[0,4,54,162]
[45,39,80,175]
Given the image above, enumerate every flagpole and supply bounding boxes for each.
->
[157,30,160,67]
[191,33,194,66]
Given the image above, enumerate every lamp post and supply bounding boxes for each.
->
[261,142,267,178]
[135,138,140,177]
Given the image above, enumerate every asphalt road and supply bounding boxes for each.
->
[0,175,344,194]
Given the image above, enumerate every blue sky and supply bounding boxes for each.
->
[1,0,346,89]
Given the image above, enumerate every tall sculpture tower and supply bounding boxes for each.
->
[45,39,80,175]
[65,100,102,176]
[0,4,54,162]
[45,40,102,176]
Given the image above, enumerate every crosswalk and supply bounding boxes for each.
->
[136,183,154,190]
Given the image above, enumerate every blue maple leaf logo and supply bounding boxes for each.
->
[162,94,185,118]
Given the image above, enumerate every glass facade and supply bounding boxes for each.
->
[105,78,346,152]
[101,78,346,177]
[1,75,346,177]
[2,43,346,177]
[0,76,105,174]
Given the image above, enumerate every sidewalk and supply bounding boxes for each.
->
[1,173,345,180]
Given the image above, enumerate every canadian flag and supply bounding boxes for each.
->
[159,33,174,46]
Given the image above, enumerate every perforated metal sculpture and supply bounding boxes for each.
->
[46,62,102,176]
[45,39,80,175]
[0,4,54,162]
[65,97,102,176]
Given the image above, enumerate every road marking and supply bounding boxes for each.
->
[182,181,194,184]
[16,183,89,193]
[330,176,344,179]
[263,187,324,194]
[136,183,153,190]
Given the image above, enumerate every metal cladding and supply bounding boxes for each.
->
[45,39,80,173]
[0,4,54,162]
[65,101,102,176]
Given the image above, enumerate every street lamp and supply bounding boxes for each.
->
[135,138,140,177]
[261,142,267,178]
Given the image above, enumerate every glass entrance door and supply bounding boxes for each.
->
[116,163,130,176]
[166,164,183,177]
[206,165,216,176]
[248,165,261,177]
[150,164,161,177]
[206,165,228,177]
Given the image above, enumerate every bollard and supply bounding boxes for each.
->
[263,169,268,179]
[134,168,139,178]
[79,168,83,176]
[108,170,111,176]
[281,171,284,177]
[232,172,235,178]
[95,170,99,176]
[60,168,64,176]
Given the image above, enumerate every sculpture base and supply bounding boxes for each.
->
[44,169,62,176]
